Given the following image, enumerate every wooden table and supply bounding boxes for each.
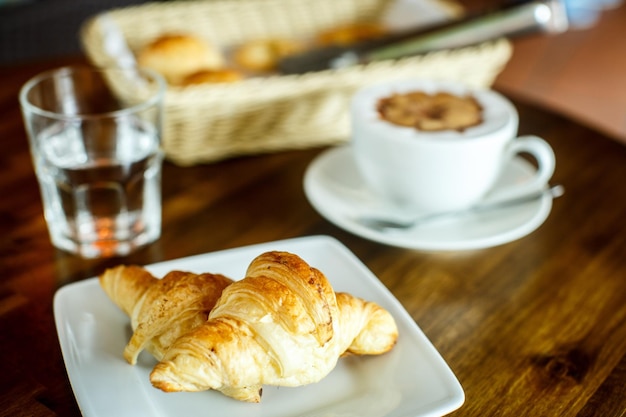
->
[1,58,625,417]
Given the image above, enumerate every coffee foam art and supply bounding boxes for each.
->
[351,80,517,142]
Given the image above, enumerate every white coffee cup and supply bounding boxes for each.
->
[351,79,555,213]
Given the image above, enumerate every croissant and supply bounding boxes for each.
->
[150,251,398,402]
[99,265,233,364]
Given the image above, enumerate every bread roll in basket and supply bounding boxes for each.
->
[81,0,512,166]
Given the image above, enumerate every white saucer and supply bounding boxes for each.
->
[54,236,464,417]
[303,146,554,251]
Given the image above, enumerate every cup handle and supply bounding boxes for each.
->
[494,135,555,199]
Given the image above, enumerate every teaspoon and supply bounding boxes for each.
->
[356,184,564,231]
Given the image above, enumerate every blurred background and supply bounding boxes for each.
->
[1,0,624,143]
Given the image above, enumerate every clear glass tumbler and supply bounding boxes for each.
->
[20,66,166,258]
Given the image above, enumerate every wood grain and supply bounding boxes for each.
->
[1,56,625,416]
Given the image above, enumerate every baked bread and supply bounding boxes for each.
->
[99,265,233,364]
[317,22,387,46]
[181,68,244,85]
[150,251,398,402]
[137,34,225,85]
[233,39,305,72]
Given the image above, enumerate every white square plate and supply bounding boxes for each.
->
[54,235,464,417]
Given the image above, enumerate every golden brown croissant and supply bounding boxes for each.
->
[150,251,398,402]
[99,265,233,364]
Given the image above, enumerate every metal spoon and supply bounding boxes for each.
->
[356,184,564,231]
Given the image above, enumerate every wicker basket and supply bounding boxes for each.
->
[81,0,512,166]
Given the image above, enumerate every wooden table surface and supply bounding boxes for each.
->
[1,56,626,417]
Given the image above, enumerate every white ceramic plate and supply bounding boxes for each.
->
[54,235,464,417]
[304,147,553,251]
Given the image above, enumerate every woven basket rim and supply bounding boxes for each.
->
[79,0,513,165]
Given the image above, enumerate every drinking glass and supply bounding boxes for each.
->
[20,65,166,258]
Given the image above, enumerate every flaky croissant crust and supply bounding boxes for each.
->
[150,251,398,402]
[99,265,233,364]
